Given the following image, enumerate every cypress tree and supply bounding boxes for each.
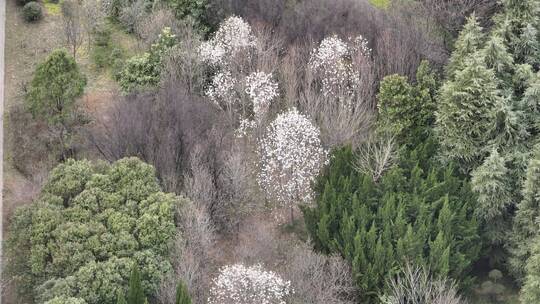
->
[303,143,480,303]
[127,264,145,304]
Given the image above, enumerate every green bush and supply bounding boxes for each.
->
[118,27,176,92]
[22,2,42,22]
[5,158,184,304]
[91,29,125,70]
[167,0,209,33]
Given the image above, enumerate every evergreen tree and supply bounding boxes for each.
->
[175,281,192,304]
[127,264,145,304]
[521,237,540,303]
[25,49,87,157]
[117,293,127,304]
[377,61,438,146]
[471,149,513,264]
[303,142,480,303]
[481,34,515,88]
[510,146,540,280]
[521,73,540,138]
[25,49,86,125]
[446,14,485,78]
[497,0,540,67]
[516,24,540,67]
[436,55,502,172]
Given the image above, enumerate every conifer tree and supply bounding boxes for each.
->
[498,0,540,66]
[510,146,540,280]
[471,149,513,263]
[127,264,146,304]
[516,24,540,67]
[377,61,437,146]
[446,14,485,78]
[175,281,192,304]
[521,73,540,137]
[521,237,540,303]
[25,49,87,158]
[436,55,502,171]
[303,143,480,303]
[117,293,127,304]
[481,35,515,87]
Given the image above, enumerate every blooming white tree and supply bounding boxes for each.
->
[258,108,327,218]
[245,71,279,121]
[208,264,292,304]
[199,16,257,68]
[206,70,238,110]
[308,34,371,98]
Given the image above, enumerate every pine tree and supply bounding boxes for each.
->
[436,54,502,172]
[127,264,146,304]
[510,146,540,280]
[176,281,192,304]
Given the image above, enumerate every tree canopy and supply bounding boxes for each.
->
[6,158,184,304]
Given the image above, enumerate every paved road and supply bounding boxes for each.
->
[0,0,5,301]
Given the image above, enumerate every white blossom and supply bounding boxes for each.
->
[199,16,257,67]
[206,70,238,108]
[308,35,371,98]
[258,108,327,206]
[208,264,292,304]
[235,118,257,138]
[245,72,279,121]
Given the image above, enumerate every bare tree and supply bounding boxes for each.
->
[81,0,106,46]
[380,263,465,304]
[118,0,147,34]
[61,0,84,59]
[416,0,499,43]
[297,37,376,148]
[158,201,216,304]
[353,132,398,182]
[284,244,358,304]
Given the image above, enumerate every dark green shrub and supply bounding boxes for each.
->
[22,2,42,22]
